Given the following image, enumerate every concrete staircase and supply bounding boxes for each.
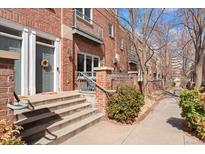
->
[14,91,104,145]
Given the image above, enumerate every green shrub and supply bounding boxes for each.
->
[107,85,144,124]
[179,88,205,140]
[0,119,24,145]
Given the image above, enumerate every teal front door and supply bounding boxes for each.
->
[36,44,54,93]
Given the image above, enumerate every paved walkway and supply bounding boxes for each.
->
[62,95,204,145]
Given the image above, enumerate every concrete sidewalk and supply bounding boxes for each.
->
[61,95,204,145]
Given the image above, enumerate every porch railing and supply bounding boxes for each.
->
[76,71,115,93]
[76,72,96,93]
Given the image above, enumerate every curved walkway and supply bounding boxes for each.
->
[62,95,204,145]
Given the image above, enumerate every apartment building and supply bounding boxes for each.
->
[0,8,132,97]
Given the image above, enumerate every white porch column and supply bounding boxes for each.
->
[54,38,60,92]
[21,28,29,95]
[29,31,36,95]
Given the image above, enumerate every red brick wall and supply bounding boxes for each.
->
[0,58,14,122]
[74,35,104,59]
[61,9,75,91]
[61,38,74,91]
[73,9,129,72]
[0,9,61,37]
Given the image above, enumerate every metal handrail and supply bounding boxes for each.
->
[78,72,116,93]
[6,92,28,110]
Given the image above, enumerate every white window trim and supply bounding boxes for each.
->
[78,52,100,73]
[76,8,93,24]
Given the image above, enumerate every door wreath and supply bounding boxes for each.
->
[41,59,49,68]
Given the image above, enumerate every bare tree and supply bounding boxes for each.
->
[180,9,205,87]
[126,8,166,95]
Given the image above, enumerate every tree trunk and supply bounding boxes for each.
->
[195,63,203,87]
[194,51,204,87]
[142,69,148,95]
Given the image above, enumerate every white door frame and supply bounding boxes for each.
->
[30,30,60,95]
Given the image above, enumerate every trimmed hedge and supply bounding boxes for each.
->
[179,88,205,140]
[107,85,144,124]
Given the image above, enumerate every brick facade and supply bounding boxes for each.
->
[0,58,14,122]
[0,8,133,120]
[0,9,61,37]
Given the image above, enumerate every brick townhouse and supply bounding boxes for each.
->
[0,8,140,120]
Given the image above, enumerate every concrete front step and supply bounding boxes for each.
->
[34,112,104,145]
[14,97,87,121]
[28,92,81,107]
[22,108,98,142]
[15,102,92,130]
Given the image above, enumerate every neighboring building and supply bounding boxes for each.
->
[170,56,182,81]
[0,8,131,96]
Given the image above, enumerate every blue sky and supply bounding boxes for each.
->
[118,8,179,33]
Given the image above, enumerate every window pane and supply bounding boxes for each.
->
[0,35,21,52]
[0,35,21,95]
[94,57,99,68]
[108,23,113,36]
[77,54,84,72]
[0,25,22,36]
[84,8,91,21]
[36,36,54,45]
[86,55,92,72]
[76,8,83,17]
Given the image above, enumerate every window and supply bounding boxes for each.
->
[0,25,22,37]
[84,8,91,21]
[0,25,22,52]
[76,8,83,17]
[86,55,92,72]
[36,36,54,45]
[94,57,99,68]
[0,24,22,95]
[108,23,114,37]
[98,28,103,40]
[76,8,92,23]
[77,54,84,72]
[77,53,100,73]
[120,38,124,50]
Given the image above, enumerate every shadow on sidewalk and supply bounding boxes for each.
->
[167,117,201,141]
[167,117,186,131]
